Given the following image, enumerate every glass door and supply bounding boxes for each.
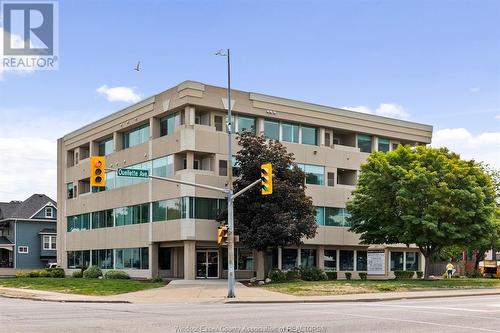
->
[196,250,219,278]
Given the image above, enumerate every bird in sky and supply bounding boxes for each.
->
[134,61,141,72]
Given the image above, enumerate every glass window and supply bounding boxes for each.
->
[115,207,132,226]
[378,137,390,153]
[282,249,298,270]
[301,126,317,145]
[159,247,171,270]
[152,201,167,222]
[282,123,299,143]
[357,134,372,153]
[67,250,90,269]
[67,183,74,199]
[214,115,224,132]
[160,113,180,136]
[140,203,149,224]
[166,198,182,220]
[339,250,354,271]
[297,164,324,185]
[315,207,324,225]
[237,249,254,270]
[42,235,56,250]
[151,155,173,178]
[264,120,279,141]
[327,172,335,187]
[219,160,228,176]
[98,138,113,156]
[237,116,256,133]
[123,124,150,149]
[390,251,404,271]
[301,249,316,268]
[105,171,115,190]
[405,252,419,271]
[115,249,124,269]
[325,207,347,227]
[232,159,240,177]
[324,250,337,272]
[356,251,367,271]
[141,247,149,269]
[193,197,218,219]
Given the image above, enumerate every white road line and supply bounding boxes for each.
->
[363,304,500,313]
[296,309,500,332]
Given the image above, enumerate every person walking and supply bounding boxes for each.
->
[446,262,454,278]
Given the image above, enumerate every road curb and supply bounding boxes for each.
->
[225,291,500,304]
[0,293,131,304]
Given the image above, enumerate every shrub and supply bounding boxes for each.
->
[268,268,287,283]
[104,270,130,280]
[28,271,40,278]
[152,276,163,283]
[38,270,52,278]
[285,267,301,281]
[72,271,83,278]
[15,271,30,278]
[416,271,424,279]
[394,270,415,279]
[83,266,103,279]
[46,268,65,278]
[465,270,483,278]
[359,272,367,280]
[299,267,327,281]
[326,271,337,280]
[345,272,352,280]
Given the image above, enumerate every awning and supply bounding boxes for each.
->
[0,244,14,251]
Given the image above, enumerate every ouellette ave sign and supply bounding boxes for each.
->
[117,168,149,178]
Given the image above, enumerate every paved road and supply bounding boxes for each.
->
[2,295,500,333]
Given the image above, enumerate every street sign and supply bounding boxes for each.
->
[117,168,149,178]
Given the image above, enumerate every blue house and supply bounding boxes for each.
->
[0,194,57,271]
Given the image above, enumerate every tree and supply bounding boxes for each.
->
[347,145,497,278]
[218,132,317,251]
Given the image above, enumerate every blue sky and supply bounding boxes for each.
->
[0,0,499,201]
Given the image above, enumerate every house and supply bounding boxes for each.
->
[0,194,57,273]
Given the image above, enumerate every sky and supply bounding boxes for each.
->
[0,0,499,202]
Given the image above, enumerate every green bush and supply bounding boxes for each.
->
[46,268,65,278]
[72,271,83,278]
[299,267,327,281]
[466,270,482,278]
[28,271,40,278]
[15,271,30,278]
[152,276,163,283]
[345,272,352,280]
[416,271,424,279]
[285,267,301,281]
[38,270,52,278]
[104,270,130,280]
[83,266,103,279]
[268,268,287,283]
[359,272,367,280]
[326,271,337,280]
[394,270,415,279]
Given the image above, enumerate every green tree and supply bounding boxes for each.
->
[347,145,497,278]
[218,132,317,251]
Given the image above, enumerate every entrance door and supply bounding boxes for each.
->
[196,250,219,278]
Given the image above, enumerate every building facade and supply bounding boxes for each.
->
[57,81,433,279]
[0,194,57,274]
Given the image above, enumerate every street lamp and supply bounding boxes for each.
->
[215,48,236,298]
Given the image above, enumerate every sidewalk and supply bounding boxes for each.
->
[2,281,500,304]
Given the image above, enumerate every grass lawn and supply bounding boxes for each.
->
[0,278,165,296]
[262,278,500,296]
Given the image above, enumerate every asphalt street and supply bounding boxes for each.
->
[2,295,500,333]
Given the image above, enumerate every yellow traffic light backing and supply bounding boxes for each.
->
[261,163,273,195]
[90,156,106,187]
[217,225,228,246]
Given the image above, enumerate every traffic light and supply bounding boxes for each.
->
[90,156,106,187]
[261,163,273,195]
[217,225,228,246]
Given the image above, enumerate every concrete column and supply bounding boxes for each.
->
[256,117,265,135]
[372,136,379,152]
[277,247,282,270]
[186,151,194,170]
[184,105,195,126]
[150,117,160,139]
[183,240,196,280]
[353,250,357,271]
[256,251,265,280]
[297,248,301,267]
[318,246,325,269]
[336,250,340,272]
[319,128,326,146]
[172,248,178,277]
[113,132,122,152]
[89,141,99,156]
[149,243,158,279]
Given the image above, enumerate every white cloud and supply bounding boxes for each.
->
[495,115,500,120]
[432,128,500,168]
[470,87,481,93]
[343,103,410,120]
[96,85,141,103]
